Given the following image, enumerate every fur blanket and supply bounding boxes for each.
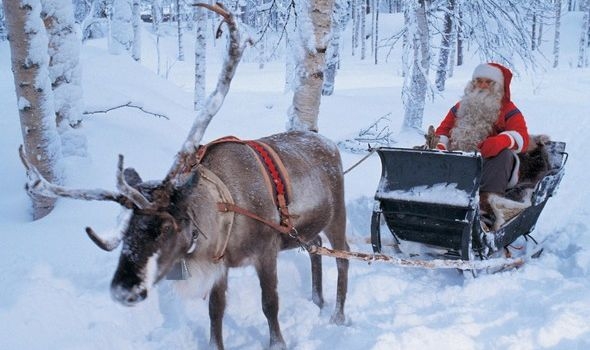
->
[489,134,551,230]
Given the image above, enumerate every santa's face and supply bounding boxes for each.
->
[473,77,495,90]
[466,78,503,99]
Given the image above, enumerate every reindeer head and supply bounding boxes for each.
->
[107,171,199,305]
[19,145,198,304]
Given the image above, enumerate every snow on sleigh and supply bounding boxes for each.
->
[365,138,567,272]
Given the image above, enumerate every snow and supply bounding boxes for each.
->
[2,12,590,350]
[378,183,471,206]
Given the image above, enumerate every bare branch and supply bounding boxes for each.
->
[84,102,169,120]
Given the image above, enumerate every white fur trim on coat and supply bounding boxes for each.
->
[472,64,504,86]
[438,135,449,148]
[501,130,524,152]
[508,151,520,188]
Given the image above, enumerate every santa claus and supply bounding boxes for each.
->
[434,63,530,222]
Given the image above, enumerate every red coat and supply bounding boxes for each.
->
[435,100,530,153]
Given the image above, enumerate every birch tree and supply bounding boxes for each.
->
[554,0,562,68]
[401,0,430,131]
[132,0,141,61]
[360,0,367,60]
[41,0,84,129]
[288,0,335,132]
[374,0,380,64]
[351,0,359,56]
[456,4,463,66]
[579,0,590,67]
[109,0,133,55]
[323,0,349,96]
[3,0,63,219]
[435,0,455,91]
[152,0,163,75]
[194,1,206,110]
[176,0,184,61]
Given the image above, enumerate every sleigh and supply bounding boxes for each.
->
[368,141,567,268]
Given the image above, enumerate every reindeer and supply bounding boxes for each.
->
[19,4,349,350]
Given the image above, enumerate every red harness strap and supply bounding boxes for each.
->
[192,136,295,233]
[244,140,293,229]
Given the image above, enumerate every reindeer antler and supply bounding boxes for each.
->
[166,3,251,182]
[19,145,152,209]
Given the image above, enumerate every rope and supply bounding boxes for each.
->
[343,147,379,175]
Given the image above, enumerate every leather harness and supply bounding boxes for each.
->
[189,136,296,235]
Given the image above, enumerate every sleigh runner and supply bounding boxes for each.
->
[366,139,567,269]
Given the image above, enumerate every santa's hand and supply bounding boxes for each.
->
[478,134,512,158]
[436,143,447,151]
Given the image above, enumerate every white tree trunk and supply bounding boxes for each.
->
[323,0,348,96]
[374,0,380,64]
[435,0,455,91]
[41,0,85,129]
[402,0,430,131]
[194,3,206,111]
[152,0,162,75]
[351,0,359,56]
[553,0,562,68]
[3,0,63,219]
[448,5,459,78]
[109,0,133,55]
[580,0,590,68]
[288,0,336,132]
[579,0,589,67]
[360,0,366,60]
[132,0,141,61]
[176,0,184,61]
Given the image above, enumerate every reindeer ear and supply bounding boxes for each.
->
[123,168,143,188]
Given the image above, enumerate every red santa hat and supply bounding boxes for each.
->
[472,62,513,103]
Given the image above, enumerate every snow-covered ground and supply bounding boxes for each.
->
[1,12,590,350]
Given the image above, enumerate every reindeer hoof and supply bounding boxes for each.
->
[330,311,346,325]
[312,292,324,309]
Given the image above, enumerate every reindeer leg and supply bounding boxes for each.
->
[209,274,228,350]
[324,205,349,325]
[330,256,349,325]
[308,235,324,309]
[255,252,287,350]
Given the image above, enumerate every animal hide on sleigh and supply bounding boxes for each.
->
[489,134,552,230]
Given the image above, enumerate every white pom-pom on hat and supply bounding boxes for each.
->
[472,63,504,86]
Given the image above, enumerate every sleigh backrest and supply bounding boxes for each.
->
[375,147,482,207]
[531,141,567,206]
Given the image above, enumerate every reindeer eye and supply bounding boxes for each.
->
[161,222,174,235]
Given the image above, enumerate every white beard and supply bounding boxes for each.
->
[449,83,503,151]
